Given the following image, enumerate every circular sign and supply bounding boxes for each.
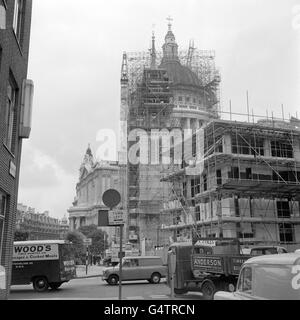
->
[102,189,121,209]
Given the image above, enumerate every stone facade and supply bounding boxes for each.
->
[68,146,126,244]
[16,204,69,240]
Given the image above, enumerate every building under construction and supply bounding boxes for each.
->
[160,116,300,252]
[120,21,220,252]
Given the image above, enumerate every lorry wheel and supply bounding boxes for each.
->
[108,275,119,285]
[174,288,188,295]
[150,273,161,284]
[33,277,49,292]
[201,280,216,300]
[49,282,63,290]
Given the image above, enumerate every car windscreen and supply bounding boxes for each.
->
[253,265,300,300]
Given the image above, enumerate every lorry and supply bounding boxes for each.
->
[11,240,76,292]
[167,235,288,300]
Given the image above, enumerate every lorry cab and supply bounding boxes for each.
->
[166,242,213,295]
[214,253,300,300]
[11,240,76,292]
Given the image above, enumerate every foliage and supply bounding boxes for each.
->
[64,230,86,264]
[78,224,98,237]
[14,230,29,241]
[78,224,109,256]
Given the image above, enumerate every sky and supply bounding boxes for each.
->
[18,0,300,219]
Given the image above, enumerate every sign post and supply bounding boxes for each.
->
[119,224,123,301]
[101,189,123,301]
[83,238,92,275]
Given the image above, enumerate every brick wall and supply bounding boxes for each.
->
[0,0,32,299]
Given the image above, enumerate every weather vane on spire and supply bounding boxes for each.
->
[167,15,173,30]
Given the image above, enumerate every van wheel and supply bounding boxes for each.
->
[150,273,161,284]
[201,280,216,300]
[49,282,63,290]
[33,277,49,292]
[108,275,119,285]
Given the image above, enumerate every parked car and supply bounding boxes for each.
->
[214,253,300,300]
[102,256,167,285]
[241,246,288,256]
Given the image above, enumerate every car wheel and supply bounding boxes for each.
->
[201,280,216,300]
[49,282,63,290]
[150,273,161,284]
[33,277,49,292]
[108,275,119,285]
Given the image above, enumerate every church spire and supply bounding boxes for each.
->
[79,143,95,178]
[162,16,179,63]
[167,15,173,31]
[150,30,156,69]
[86,143,93,157]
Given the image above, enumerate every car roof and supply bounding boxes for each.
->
[124,256,161,259]
[250,246,284,250]
[14,240,66,245]
[245,253,300,266]
[170,242,192,247]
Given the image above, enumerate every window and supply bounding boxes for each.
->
[4,79,17,152]
[271,140,293,158]
[123,259,138,267]
[178,96,182,102]
[231,167,240,179]
[279,223,294,243]
[0,191,8,264]
[0,46,2,70]
[203,175,207,191]
[13,0,24,44]
[245,168,252,180]
[192,133,196,157]
[185,96,190,103]
[195,206,200,221]
[216,169,222,185]
[238,267,252,294]
[277,201,290,218]
[235,197,240,217]
[231,135,264,156]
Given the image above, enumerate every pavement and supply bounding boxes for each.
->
[75,265,105,279]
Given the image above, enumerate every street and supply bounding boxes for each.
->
[9,277,203,300]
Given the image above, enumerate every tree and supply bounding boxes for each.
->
[78,224,98,237]
[64,231,85,264]
[89,229,109,256]
[14,230,29,241]
[78,224,108,257]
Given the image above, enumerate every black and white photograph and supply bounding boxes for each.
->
[0,0,300,306]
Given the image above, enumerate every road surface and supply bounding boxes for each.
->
[9,277,203,300]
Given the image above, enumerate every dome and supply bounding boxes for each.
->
[160,60,201,88]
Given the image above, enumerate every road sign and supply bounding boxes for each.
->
[83,238,92,246]
[102,189,121,209]
[108,210,125,226]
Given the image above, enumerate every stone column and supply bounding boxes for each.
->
[185,117,191,129]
